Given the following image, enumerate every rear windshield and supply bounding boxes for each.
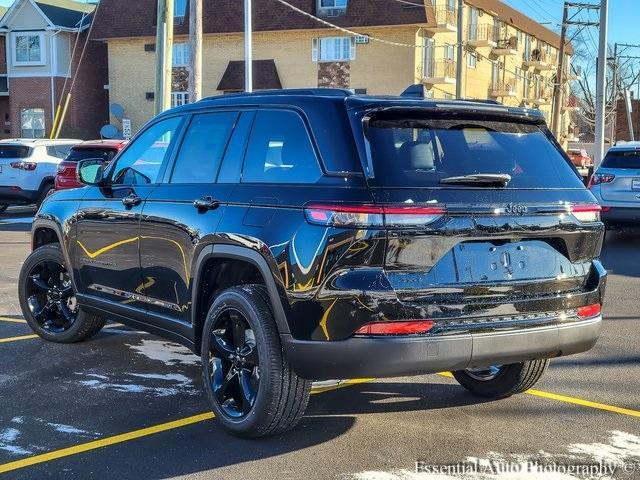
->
[601,150,640,169]
[365,118,583,189]
[0,145,31,158]
[67,147,117,163]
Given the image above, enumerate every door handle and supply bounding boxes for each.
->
[122,194,142,208]
[193,196,220,211]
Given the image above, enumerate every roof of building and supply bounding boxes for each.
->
[0,0,96,30]
[0,6,8,20]
[92,0,568,56]
[217,60,282,92]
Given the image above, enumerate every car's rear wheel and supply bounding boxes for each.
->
[18,243,106,343]
[201,284,311,437]
[0,203,8,213]
[452,359,549,398]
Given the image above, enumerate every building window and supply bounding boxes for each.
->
[312,37,356,62]
[171,92,190,108]
[21,108,45,138]
[317,0,347,17]
[515,66,522,84]
[467,52,477,69]
[173,43,190,67]
[444,44,455,61]
[174,0,187,24]
[13,32,44,66]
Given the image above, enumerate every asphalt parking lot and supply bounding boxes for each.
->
[0,206,639,480]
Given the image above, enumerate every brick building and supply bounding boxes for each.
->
[92,0,575,144]
[615,97,639,142]
[0,0,109,139]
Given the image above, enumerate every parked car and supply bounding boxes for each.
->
[567,148,593,169]
[19,89,606,438]
[589,141,640,228]
[0,138,81,212]
[55,140,128,191]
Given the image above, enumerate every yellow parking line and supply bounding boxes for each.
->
[0,316,26,324]
[0,412,215,475]
[311,378,374,394]
[0,334,38,343]
[436,372,640,418]
[0,378,367,474]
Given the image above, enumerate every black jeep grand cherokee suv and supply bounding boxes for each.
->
[19,89,606,437]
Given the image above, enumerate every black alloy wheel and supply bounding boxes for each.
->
[207,307,260,418]
[25,259,78,333]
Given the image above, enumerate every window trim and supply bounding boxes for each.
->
[12,31,46,66]
[172,42,190,67]
[467,52,477,69]
[20,107,46,138]
[105,113,187,187]
[312,36,356,62]
[239,107,325,185]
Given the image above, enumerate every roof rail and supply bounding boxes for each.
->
[200,88,353,102]
[400,85,503,106]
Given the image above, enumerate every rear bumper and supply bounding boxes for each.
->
[0,186,38,204]
[283,315,602,380]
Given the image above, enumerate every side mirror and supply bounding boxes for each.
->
[76,158,106,186]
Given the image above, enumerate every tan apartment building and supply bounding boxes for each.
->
[92,0,577,143]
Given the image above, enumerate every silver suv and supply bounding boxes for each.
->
[589,142,640,228]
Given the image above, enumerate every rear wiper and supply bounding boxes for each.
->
[439,173,512,187]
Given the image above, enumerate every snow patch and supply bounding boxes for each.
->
[126,339,199,366]
[74,371,197,397]
[10,417,24,424]
[46,423,93,436]
[0,428,32,456]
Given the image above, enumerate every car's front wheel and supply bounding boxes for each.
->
[18,243,106,343]
[452,359,549,398]
[201,284,311,437]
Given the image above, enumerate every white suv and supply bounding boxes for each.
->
[0,139,81,212]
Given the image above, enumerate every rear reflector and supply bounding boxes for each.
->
[570,204,601,223]
[576,303,601,320]
[354,320,434,335]
[305,204,446,228]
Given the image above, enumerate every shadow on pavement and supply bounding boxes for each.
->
[600,230,640,278]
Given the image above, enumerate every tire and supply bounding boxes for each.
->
[36,182,54,208]
[18,243,106,343]
[0,203,8,213]
[452,359,549,398]
[200,284,311,437]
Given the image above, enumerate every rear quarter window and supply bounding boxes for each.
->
[66,148,117,163]
[0,145,31,158]
[366,118,584,189]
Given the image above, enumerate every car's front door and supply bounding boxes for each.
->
[138,110,244,333]
[73,116,184,312]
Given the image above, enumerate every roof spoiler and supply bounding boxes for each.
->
[400,85,503,106]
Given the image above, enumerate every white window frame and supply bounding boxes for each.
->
[174,0,187,23]
[312,36,356,62]
[12,31,46,66]
[467,52,477,69]
[173,43,190,67]
[171,92,190,108]
[318,0,347,8]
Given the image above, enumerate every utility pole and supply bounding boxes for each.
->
[624,89,635,141]
[155,0,174,114]
[551,3,569,139]
[189,0,202,102]
[594,0,608,167]
[552,2,600,141]
[244,0,253,92]
[455,0,463,99]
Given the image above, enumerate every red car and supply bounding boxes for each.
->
[55,140,128,190]
[567,148,593,169]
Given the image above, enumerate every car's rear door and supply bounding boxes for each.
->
[137,109,241,334]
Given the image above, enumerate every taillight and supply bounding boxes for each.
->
[576,303,601,320]
[57,161,74,174]
[304,204,446,228]
[354,320,434,336]
[10,161,37,171]
[588,173,615,188]
[570,204,601,222]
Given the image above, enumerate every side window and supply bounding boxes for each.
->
[242,110,321,184]
[110,116,182,186]
[170,111,238,184]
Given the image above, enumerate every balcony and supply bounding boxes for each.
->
[523,50,555,70]
[489,79,517,98]
[467,24,498,48]
[493,37,518,56]
[420,59,456,85]
[523,87,551,106]
[425,6,457,33]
